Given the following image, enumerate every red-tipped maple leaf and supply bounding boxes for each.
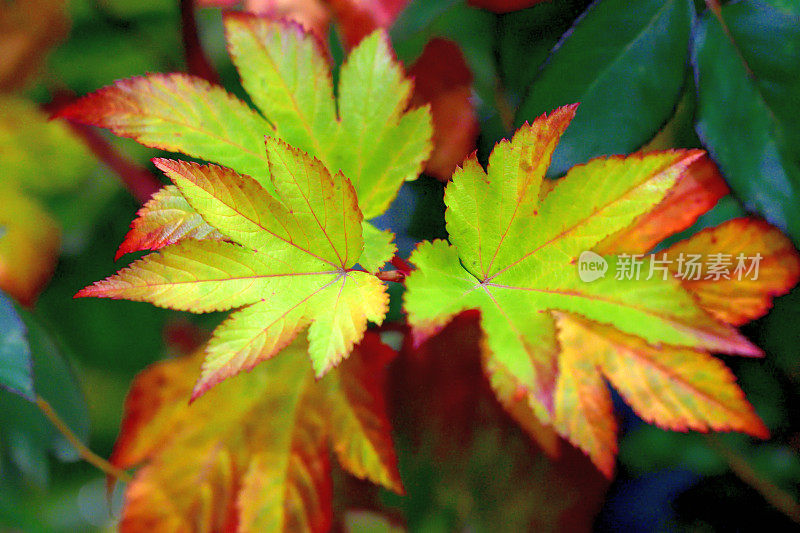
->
[404,105,800,475]
[61,16,432,396]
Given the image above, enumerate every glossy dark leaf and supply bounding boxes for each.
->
[516,0,693,175]
[692,0,800,243]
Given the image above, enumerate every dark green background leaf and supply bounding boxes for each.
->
[692,0,800,243]
[516,0,694,175]
[0,293,34,400]
[0,311,89,487]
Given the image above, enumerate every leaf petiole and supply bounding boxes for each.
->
[35,395,131,483]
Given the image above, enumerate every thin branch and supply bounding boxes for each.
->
[35,395,132,483]
[180,0,219,84]
[706,435,800,524]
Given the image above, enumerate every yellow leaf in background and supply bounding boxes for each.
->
[111,334,401,533]
[0,190,60,306]
[0,96,95,304]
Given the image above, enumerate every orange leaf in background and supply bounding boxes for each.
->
[664,218,800,326]
[243,0,332,41]
[468,0,550,14]
[409,39,480,181]
[0,0,69,92]
[112,333,401,533]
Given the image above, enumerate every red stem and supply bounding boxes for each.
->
[68,122,162,204]
[180,0,219,84]
[390,256,413,276]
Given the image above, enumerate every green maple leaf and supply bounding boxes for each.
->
[58,14,431,261]
[404,104,762,436]
[78,140,389,398]
[60,15,432,396]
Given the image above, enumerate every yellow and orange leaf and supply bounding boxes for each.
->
[112,333,401,533]
[596,155,730,255]
[554,313,767,476]
[552,313,616,477]
[664,218,800,326]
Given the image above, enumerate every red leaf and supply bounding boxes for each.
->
[409,39,479,181]
[328,0,409,48]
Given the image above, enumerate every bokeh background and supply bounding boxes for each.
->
[1,0,799,531]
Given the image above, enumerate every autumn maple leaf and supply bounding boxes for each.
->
[111,333,401,532]
[404,104,800,475]
[60,15,432,396]
[206,2,478,181]
[77,140,389,398]
[58,14,431,256]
